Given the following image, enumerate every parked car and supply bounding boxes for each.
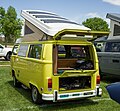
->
[97,39,120,77]
[106,82,120,104]
[0,44,12,60]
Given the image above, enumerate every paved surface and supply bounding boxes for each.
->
[0,65,10,66]
[0,57,10,66]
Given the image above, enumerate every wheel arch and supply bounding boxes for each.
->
[29,82,41,94]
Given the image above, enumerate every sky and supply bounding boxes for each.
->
[0,0,120,25]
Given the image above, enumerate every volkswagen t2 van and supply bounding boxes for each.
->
[10,10,102,104]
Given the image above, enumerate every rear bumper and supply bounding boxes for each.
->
[42,88,102,102]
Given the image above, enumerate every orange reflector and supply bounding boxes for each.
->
[48,78,52,88]
[97,75,100,84]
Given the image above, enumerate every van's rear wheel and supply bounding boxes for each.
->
[13,76,21,87]
[31,86,43,104]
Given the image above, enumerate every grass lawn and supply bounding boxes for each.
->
[0,66,120,111]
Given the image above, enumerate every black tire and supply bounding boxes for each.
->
[13,76,21,87]
[5,52,11,61]
[31,86,43,104]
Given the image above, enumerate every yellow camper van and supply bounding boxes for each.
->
[10,10,102,104]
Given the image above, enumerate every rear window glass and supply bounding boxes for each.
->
[53,45,94,75]
[58,45,90,59]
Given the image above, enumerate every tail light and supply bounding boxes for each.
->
[97,75,100,85]
[48,78,52,89]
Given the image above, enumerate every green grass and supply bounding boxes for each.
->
[0,67,120,111]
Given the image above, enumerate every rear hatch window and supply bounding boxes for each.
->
[53,45,94,74]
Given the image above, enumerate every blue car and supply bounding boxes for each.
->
[106,82,120,104]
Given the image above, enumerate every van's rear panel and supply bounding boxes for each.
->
[42,41,102,101]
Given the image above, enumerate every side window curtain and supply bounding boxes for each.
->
[28,45,34,58]
[28,44,42,59]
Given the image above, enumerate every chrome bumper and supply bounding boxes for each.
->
[42,88,102,102]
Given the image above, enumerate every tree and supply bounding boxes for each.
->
[0,6,22,43]
[82,17,109,31]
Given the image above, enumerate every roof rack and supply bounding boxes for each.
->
[21,10,90,36]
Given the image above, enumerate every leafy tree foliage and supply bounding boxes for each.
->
[82,17,109,31]
[0,6,22,43]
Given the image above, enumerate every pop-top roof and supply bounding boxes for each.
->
[21,10,90,36]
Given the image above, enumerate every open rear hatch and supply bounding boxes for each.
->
[52,30,100,92]
[53,29,109,40]
[53,44,97,91]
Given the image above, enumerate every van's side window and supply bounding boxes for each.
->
[28,44,42,59]
[18,44,29,57]
[12,45,19,55]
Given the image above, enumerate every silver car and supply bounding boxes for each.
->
[97,39,120,76]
